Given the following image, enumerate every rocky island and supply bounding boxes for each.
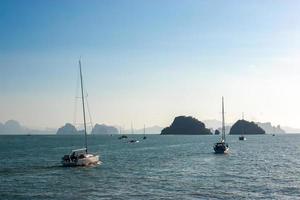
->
[56,123,78,135]
[161,116,212,135]
[229,120,265,135]
[91,124,119,134]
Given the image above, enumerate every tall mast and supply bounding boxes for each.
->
[222,96,226,141]
[242,112,245,135]
[143,124,145,136]
[79,60,88,154]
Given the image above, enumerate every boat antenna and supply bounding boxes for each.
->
[144,124,145,136]
[79,59,88,154]
[222,96,226,141]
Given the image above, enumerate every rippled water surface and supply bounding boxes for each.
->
[1,134,300,199]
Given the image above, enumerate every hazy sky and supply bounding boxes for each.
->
[1,0,300,129]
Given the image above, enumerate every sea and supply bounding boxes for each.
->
[1,134,300,200]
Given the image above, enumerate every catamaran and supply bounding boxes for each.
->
[62,60,100,167]
[214,97,229,154]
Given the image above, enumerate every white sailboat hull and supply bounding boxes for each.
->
[77,154,100,166]
[62,154,100,167]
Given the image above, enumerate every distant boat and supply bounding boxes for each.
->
[61,60,100,167]
[239,135,246,140]
[272,134,275,136]
[127,122,139,143]
[214,97,229,154]
[143,124,147,140]
[118,127,127,139]
[118,135,128,139]
[128,139,139,143]
[239,113,246,141]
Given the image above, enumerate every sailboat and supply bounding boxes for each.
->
[239,135,246,140]
[239,113,246,140]
[214,96,229,154]
[143,124,147,140]
[118,126,128,139]
[61,60,100,167]
[128,122,139,143]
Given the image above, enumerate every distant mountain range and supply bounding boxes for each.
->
[1,119,299,134]
[0,120,56,134]
[120,125,163,135]
[281,126,300,134]
[56,123,119,135]
[256,122,285,134]
[204,119,286,134]
[203,119,226,130]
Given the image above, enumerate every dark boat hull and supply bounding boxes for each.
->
[239,136,246,140]
[214,142,229,154]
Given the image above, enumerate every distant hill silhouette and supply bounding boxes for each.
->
[229,120,265,135]
[0,120,26,134]
[256,122,285,134]
[282,126,300,133]
[203,119,231,134]
[203,119,222,130]
[123,125,163,134]
[56,123,78,135]
[91,124,119,134]
[216,125,231,135]
[161,116,212,135]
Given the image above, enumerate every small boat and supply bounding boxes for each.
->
[128,139,139,143]
[214,97,229,154]
[118,135,128,139]
[239,113,246,141]
[272,134,275,136]
[62,60,100,167]
[239,135,246,140]
[143,124,147,140]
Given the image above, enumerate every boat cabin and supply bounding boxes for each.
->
[62,148,87,162]
[71,148,87,156]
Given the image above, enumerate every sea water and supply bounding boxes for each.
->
[1,134,300,199]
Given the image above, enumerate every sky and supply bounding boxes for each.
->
[1,0,300,130]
